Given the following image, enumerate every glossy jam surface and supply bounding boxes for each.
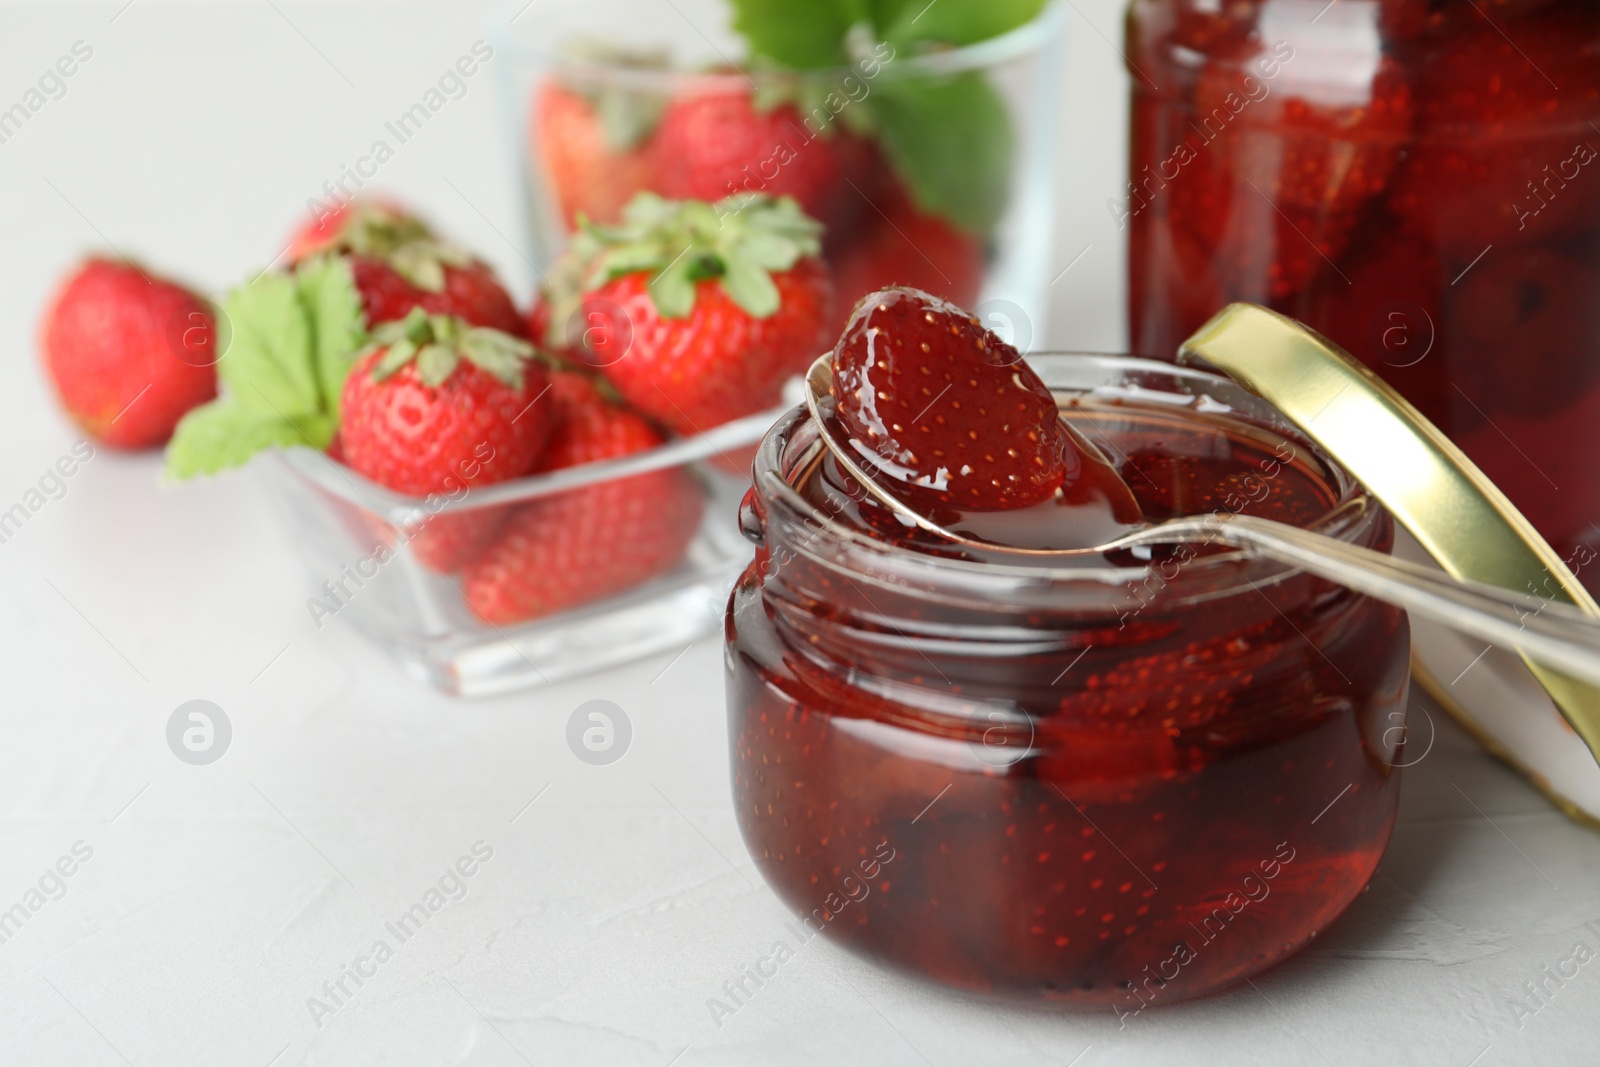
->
[1125,0,1600,589]
[726,399,1409,1009]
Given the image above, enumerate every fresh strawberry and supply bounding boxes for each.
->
[562,192,832,434]
[40,258,219,449]
[287,197,419,262]
[831,181,985,324]
[462,369,704,624]
[830,287,1134,515]
[339,309,553,572]
[536,80,660,228]
[288,199,525,336]
[348,257,525,337]
[1386,8,1600,252]
[651,89,860,230]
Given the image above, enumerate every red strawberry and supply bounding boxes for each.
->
[568,193,832,434]
[348,257,524,337]
[1386,8,1600,254]
[462,369,704,624]
[339,310,553,572]
[287,197,417,261]
[536,81,659,228]
[831,181,985,325]
[287,199,525,336]
[651,89,859,230]
[40,258,219,449]
[830,287,1137,517]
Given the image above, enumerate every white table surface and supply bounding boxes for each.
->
[2,3,1598,1065]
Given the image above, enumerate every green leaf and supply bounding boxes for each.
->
[649,258,698,319]
[882,0,1047,47]
[719,251,781,317]
[728,0,852,69]
[867,73,1012,233]
[462,331,532,387]
[868,0,918,29]
[217,272,321,420]
[414,343,458,387]
[739,230,801,271]
[295,256,367,419]
[164,401,326,481]
[373,340,417,380]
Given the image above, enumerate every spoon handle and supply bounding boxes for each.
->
[1211,514,1600,687]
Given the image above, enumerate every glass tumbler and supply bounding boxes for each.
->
[488,0,1067,339]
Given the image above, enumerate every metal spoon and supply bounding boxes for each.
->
[804,352,1600,688]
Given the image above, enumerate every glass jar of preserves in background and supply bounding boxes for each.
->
[1124,0,1600,589]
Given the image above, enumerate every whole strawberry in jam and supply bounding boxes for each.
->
[557,192,832,434]
[830,288,1139,525]
[1181,40,1414,301]
[1386,7,1600,253]
[40,258,219,449]
[289,200,525,336]
[462,369,704,623]
[340,310,553,571]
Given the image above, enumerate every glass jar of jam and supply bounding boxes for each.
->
[725,354,1411,1009]
[1124,0,1600,591]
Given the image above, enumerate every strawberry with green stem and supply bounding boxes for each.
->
[339,308,554,572]
[289,199,525,336]
[555,192,832,434]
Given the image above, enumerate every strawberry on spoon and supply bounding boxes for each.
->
[825,287,1142,544]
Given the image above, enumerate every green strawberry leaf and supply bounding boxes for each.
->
[724,0,1041,235]
[566,192,823,320]
[166,258,367,480]
[219,273,320,419]
[415,343,458,387]
[882,0,1047,48]
[867,73,1012,233]
[719,249,781,318]
[728,0,853,69]
[164,401,327,481]
[867,0,918,28]
[648,257,698,319]
[295,256,367,419]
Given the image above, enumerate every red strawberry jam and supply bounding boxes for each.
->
[726,354,1409,1008]
[1126,0,1600,590]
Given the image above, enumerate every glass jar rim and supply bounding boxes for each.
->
[486,0,1068,85]
[750,352,1388,613]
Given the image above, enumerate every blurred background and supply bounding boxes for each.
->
[4,4,1598,1066]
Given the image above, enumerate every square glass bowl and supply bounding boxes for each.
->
[264,406,783,696]
[486,0,1068,342]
